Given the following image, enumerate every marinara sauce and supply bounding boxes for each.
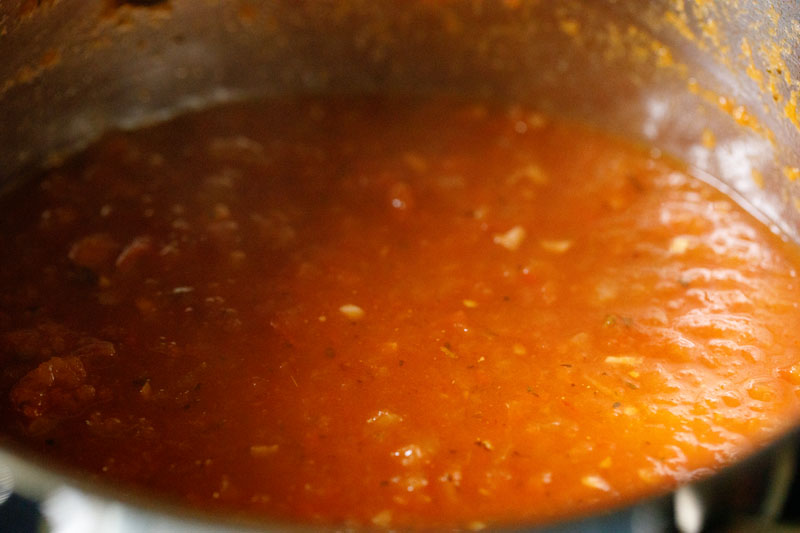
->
[1,97,800,529]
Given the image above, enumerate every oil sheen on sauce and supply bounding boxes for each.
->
[1,97,800,529]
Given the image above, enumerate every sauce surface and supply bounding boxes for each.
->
[1,97,800,529]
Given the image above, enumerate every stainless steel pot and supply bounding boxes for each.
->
[1,1,799,531]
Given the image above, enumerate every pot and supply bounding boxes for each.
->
[0,1,799,531]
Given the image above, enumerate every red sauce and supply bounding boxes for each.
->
[1,97,800,529]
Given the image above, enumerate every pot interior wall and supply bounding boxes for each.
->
[2,0,799,238]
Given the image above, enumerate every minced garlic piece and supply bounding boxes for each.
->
[172,286,194,294]
[669,236,690,255]
[371,510,393,527]
[581,475,610,491]
[509,164,549,185]
[366,410,403,427]
[475,439,494,451]
[539,239,573,254]
[440,344,458,359]
[462,299,478,308]
[604,356,642,366]
[493,225,526,251]
[594,281,618,303]
[339,304,365,320]
[250,444,279,457]
[638,468,659,484]
[139,380,152,400]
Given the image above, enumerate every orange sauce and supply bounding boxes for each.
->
[1,97,799,529]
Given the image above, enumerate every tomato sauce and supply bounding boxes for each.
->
[1,97,800,529]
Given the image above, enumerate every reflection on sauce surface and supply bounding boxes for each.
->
[1,98,800,529]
